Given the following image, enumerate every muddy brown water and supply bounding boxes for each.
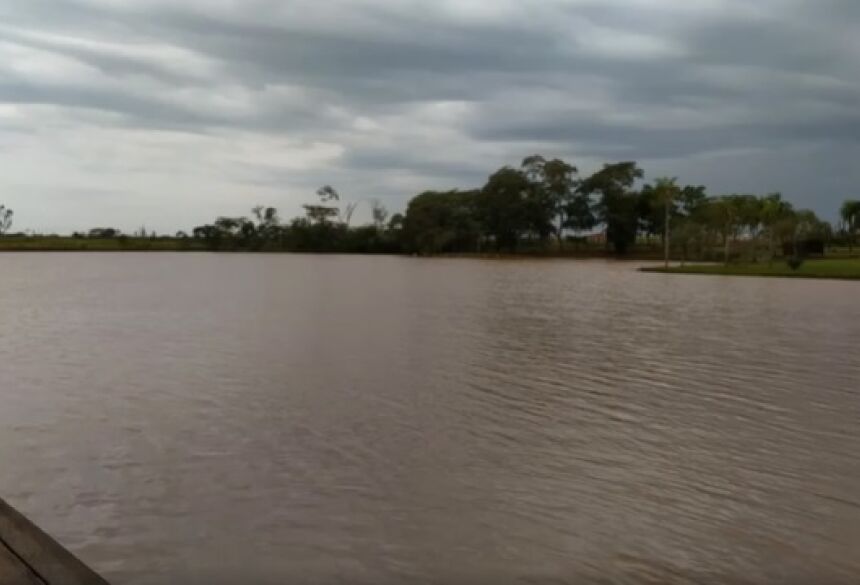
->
[1,254,858,584]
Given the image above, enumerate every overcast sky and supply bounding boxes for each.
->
[1,0,858,233]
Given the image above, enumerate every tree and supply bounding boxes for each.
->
[251,206,280,247]
[653,177,680,268]
[478,167,534,251]
[736,195,762,259]
[214,216,242,235]
[252,206,279,230]
[636,184,660,242]
[772,208,820,259]
[239,218,257,246]
[370,199,389,229]
[772,211,799,257]
[704,196,744,264]
[0,205,12,235]
[579,162,644,254]
[662,185,708,263]
[672,216,705,266]
[192,224,223,250]
[515,157,556,246]
[563,193,596,236]
[697,194,760,264]
[404,190,480,254]
[794,209,822,253]
[840,200,860,251]
[760,193,794,263]
[303,205,340,225]
[316,185,340,202]
[521,155,579,249]
[88,228,120,239]
[342,202,359,226]
[520,155,547,183]
[305,186,341,226]
[678,185,707,216]
[388,213,405,232]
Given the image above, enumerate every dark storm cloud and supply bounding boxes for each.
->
[0,0,858,232]
[474,116,860,159]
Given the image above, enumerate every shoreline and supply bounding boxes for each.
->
[3,238,858,279]
[641,259,860,281]
[0,248,658,260]
[0,237,663,259]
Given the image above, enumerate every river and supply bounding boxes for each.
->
[1,253,858,584]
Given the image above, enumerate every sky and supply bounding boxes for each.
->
[0,0,858,234]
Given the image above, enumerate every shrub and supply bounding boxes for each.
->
[786,256,804,271]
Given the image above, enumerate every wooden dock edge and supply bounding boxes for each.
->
[0,497,110,585]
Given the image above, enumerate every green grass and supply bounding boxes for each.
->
[642,258,860,280]
[0,236,203,252]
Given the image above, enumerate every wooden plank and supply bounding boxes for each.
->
[0,498,110,585]
[0,539,45,585]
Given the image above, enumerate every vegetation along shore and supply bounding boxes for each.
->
[641,258,860,280]
[2,157,859,280]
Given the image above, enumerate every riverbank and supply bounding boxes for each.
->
[439,249,663,260]
[0,236,202,252]
[0,236,666,258]
[642,258,860,280]
[2,238,856,275]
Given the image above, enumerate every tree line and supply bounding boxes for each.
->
[2,158,860,262]
[401,157,859,264]
[188,155,859,263]
[190,188,403,253]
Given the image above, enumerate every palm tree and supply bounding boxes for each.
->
[653,177,680,268]
[840,200,860,252]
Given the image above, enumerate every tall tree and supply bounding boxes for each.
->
[305,186,341,225]
[760,193,793,263]
[731,194,763,261]
[792,209,822,256]
[404,190,480,254]
[317,185,340,202]
[252,206,279,229]
[840,199,860,252]
[521,155,579,249]
[252,206,280,245]
[636,183,660,241]
[388,213,405,232]
[579,162,644,254]
[478,167,533,251]
[370,199,389,229]
[303,205,340,225]
[672,216,705,266]
[563,193,596,236]
[653,177,681,268]
[342,202,359,226]
[703,196,743,264]
[678,185,707,216]
[671,185,707,263]
[0,205,13,235]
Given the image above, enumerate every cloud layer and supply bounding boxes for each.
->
[1,0,858,232]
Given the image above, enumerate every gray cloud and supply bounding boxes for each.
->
[0,0,858,233]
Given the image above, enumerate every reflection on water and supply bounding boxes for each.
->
[1,253,859,584]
